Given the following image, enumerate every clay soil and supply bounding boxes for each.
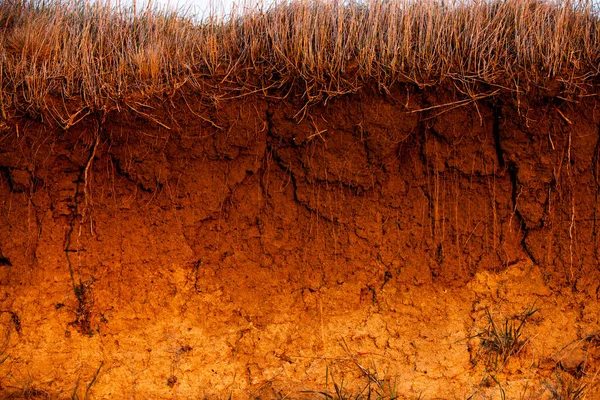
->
[2,87,600,399]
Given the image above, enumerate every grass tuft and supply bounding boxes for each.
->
[475,305,538,370]
[543,370,587,400]
[302,342,400,399]
[302,364,399,400]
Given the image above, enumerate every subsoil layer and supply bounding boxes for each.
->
[1,87,600,398]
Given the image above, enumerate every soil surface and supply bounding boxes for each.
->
[1,86,600,398]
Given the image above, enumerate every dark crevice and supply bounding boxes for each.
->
[0,166,10,189]
[492,102,505,169]
[444,165,499,179]
[109,154,155,193]
[0,254,11,267]
[507,161,537,264]
[265,109,336,223]
[540,179,556,231]
[295,167,371,195]
[64,130,101,337]
[265,109,299,199]
[64,162,93,336]
[0,310,21,334]
[25,191,44,269]
[493,103,537,264]
[417,116,446,279]
[268,107,374,195]
[593,122,600,260]
[356,101,381,171]
[0,166,34,193]
[418,118,437,242]
[428,125,451,146]
[357,119,390,175]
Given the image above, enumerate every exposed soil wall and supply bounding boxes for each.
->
[1,87,600,398]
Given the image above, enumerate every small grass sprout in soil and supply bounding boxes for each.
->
[302,365,399,400]
[302,342,400,400]
[543,370,587,400]
[476,304,539,369]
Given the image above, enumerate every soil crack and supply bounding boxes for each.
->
[593,120,600,260]
[63,129,100,337]
[266,108,337,223]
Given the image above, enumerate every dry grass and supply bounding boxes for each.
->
[0,0,599,125]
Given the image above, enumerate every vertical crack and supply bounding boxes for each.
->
[64,164,94,337]
[507,160,537,264]
[593,122,600,261]
[417,116,444,278]
[64,129,100,337]
[265,108,319,218]
[494,103,537,264]
[492,103,505,169]
[418,119,435,238]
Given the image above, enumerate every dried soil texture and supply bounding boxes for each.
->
[1,88,600,399]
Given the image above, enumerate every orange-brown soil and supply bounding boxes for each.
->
[1,87,600,398]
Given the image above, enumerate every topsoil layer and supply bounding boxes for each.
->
[1,86,600,399]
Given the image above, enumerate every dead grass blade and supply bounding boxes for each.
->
[0,0,598,125]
